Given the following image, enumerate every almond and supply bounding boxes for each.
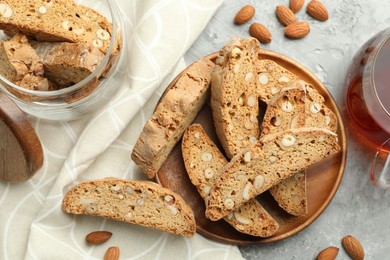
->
[289,0,305,13]
[276,5,296,26]
[85,231,112,245]
[104,246,120,260]
[234,5,255,25]
[317,246,339,260]
[284,21,310,39]
[307,0,329,21]
[342,235,364,260]
[249,23,272,44]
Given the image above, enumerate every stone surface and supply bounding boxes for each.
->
[185,0,390,259]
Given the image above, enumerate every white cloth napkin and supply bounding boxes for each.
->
[0,0,244,259]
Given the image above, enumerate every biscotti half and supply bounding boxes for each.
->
[30,41,105,87]
[261,80,338,216]
[205,127,341,221]
[182,124,279,237]
[0,34,49,90]
[62,178,196,237]
[211,37,261,159]
[0,0,118,54]
[131,57,215,178]
[257,59,298,104]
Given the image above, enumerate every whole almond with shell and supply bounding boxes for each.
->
[316,246,339,260]
[307,0,329,21]
[289,0,305,13]
[342,235,364,260]
[234,5,255,25]
[85,231,112,245]
[249,23,272,44]
[284,21,310,39]
[276,5,296,26]
[104,246,120,260]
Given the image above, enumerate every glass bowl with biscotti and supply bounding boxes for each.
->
[0,0,126,120]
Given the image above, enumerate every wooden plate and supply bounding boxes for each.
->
[155,50,347,245]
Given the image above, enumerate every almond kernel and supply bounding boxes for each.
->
[234,5,256,24]
[249,23,272,44]
[285,21,310,39]
[104,246,120,260]
[307,0,329,21]
[276,5,296,26]
[86,231,112,245]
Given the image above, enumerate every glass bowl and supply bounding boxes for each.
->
[0,0,126,121]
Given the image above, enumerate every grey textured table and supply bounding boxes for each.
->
[185,0,390,259]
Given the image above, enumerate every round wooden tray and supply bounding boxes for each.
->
[155,50,347,245]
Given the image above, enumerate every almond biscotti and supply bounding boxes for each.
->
[257,59,298,104]
[205,127,340,221]
[30,41,105,87]
[0,0,118,54]
[62,178,196,237]
[131,57,215,178]
[0,33,49,90]
[261,80,338,216]
[211,37,261,159]
[182,124,279,237]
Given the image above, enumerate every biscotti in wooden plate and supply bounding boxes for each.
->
[211,37,261,158]
[182,124,279,237]
[260,80,338,216]
[131,57,215,179]
[132,37,347,244]
[62,178,196,237]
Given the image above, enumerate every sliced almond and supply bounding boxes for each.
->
[247,95,256,107]
[243,152,251,163]
[310,102,321,113]
[245,72,253,81]
[233,212,252,224]
[281,100,293,112]
[38,6,47,14]
[224,198,235,210]
[253,175,265,189]
[282,134,296,147]
[242,182,252,200]
[0,3,13,18]
[258,73,269,85]
[204,168,214,179]
[201,152,212,161]
[96,28,110,40]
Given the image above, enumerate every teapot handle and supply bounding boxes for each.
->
[370,138,390,189]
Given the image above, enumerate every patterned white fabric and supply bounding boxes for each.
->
[0,0,244,259]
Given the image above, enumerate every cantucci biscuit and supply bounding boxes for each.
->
[131,57,215,178]
[257,59,298,104]
[182,124,279,237]
[0,0,120,54]
[211,37,261,158]
[0,34,49,90]
[62,178,196,237]
[205,127,340,221]
[261,80,338,216]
